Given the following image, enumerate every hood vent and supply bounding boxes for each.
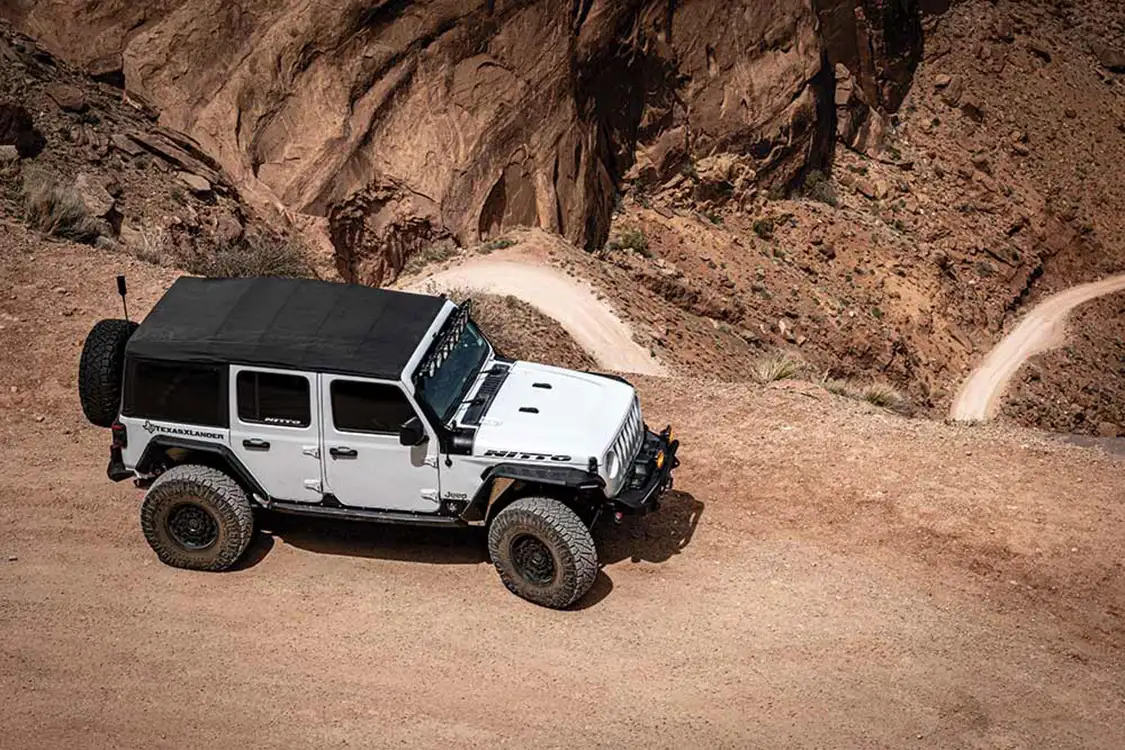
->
[518,406,539,414]
[532,382,552,389]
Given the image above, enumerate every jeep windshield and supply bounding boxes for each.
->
[415,310,490,424]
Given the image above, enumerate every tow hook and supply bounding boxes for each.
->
[613,511,624,525]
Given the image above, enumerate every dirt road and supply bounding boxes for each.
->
[408,257,668,376]
[4,236,1125,748]
[951,273,1125,422]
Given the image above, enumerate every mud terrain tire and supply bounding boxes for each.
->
[140,465,254,572]
[488,497,598,608]
[78,318,138,427]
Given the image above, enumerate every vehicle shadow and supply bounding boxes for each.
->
[595,490,704,565]
[238,489,703,579]
[253,510,489,566]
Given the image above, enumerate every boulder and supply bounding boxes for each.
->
[1091,41,1125,72]
[44,83,87,113]
[74,173,115,217]
[177,171,212,196]
[1096,422,1121,438]
[109,133,145,156]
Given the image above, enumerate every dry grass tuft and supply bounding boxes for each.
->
[752,352,806,383]
[817,373,913,416]
[188,235,313,278]
[22,171,101,242]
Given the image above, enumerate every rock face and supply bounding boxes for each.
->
[816,0,923,151]
[9,1,916,284]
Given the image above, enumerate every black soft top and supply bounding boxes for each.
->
[126,276,447,379]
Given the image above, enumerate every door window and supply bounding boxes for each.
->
[236,371,311,428]
[331,380,417,434]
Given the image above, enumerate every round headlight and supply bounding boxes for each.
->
[604,450,620,479]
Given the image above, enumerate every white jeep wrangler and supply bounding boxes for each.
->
[78,276,679,608]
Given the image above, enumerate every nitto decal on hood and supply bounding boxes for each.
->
[142,420,225,441]
[483,449,572,462]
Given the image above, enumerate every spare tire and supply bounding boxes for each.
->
[79,318,138,427]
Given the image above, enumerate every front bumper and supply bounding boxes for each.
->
[612,425,680,514]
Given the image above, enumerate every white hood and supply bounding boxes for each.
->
[469,361,636,464]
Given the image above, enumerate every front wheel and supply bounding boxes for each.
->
[487,497,598,608]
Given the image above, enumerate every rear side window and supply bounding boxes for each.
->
[123,360,227,427]
[331,380,416,434]
[236,371,311,428]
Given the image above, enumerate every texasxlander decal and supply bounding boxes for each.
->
[142,420,225,441]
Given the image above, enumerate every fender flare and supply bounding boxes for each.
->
[462,462,605,523]
[137,436,270,501]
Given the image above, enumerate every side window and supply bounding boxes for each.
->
[236,371,311,428]
[331,380,416,434]
[123,360,227,427]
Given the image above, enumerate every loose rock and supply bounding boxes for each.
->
[74,173,116,217]
[177,171,212,196]
[45,83,88,113]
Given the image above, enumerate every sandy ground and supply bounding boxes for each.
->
[951,274,1125,421]
[3,233,1125,749]
[406,255,668,376]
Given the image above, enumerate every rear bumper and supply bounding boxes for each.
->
[612,426,680,514]
[106,447,132,482]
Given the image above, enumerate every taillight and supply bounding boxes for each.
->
[111,422,128,449]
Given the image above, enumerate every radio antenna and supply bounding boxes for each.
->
[116,275,129,321]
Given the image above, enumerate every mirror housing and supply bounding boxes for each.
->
[399,416,428,447]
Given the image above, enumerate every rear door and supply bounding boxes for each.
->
[320,375,441,513]
[230,366,322,503]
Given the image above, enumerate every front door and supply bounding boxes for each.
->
[320,375,441,513]
[230,366,322,502]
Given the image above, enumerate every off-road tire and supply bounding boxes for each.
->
[487,497,598,609]
[78,318,138,427]
[140,465,254,572]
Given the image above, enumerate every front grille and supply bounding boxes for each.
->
[611,397,644,466]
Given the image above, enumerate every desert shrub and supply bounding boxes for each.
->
[605,227,650,257]
[190,234,313,278]
[752,218,775,240]
[402,243,459,275]
[802,169,839,207]
[752,352,806,383]
[22,171,101,242]
[481,238,516,253]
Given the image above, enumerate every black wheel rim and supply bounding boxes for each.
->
[167,503,219,551]
[510,534,556,586]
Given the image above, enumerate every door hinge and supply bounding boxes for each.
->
[423,455,438,468]
[420,489,439,503]
[302,445,320,459]
[304,479,323,493]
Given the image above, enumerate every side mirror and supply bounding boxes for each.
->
[399,416,428,447]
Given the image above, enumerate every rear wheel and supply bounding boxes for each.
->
[487,497,598,608]
[78,318,138,427]
[140,465,254,571]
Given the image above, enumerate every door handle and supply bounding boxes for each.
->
[242,439,271,451]
[329,446,358,459]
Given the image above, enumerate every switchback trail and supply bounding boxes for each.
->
[409,258,668,376]
[951,273,1125,421]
